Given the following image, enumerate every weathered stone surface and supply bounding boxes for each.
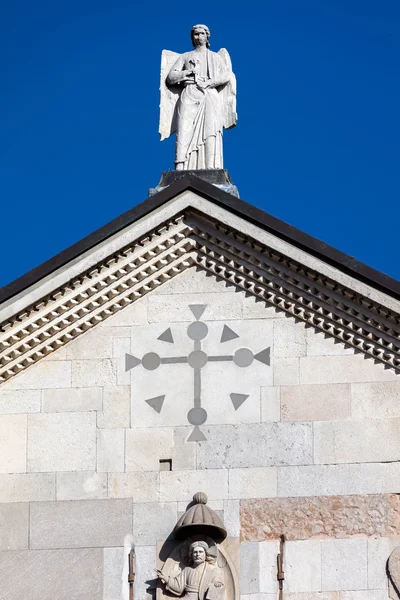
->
[281,384,351,422]
[0,548,103,600]
[0,389,41,413]
[147,292,242,323]
[242,295,284,319]
[285,594,338,600]
[28,412,96,472]
[99,297,148,327]
[314,418,400,464]
[240,494,400,541]
[273,358,299,386]
[156,267,234,295]
[228,467,277,499]
[224,499,240,538]
[261,387,280,422]
[306,329,353,357]
[113,337,131,385]
[240,542,260,593]
[241,595,276,600]
[340,592,387,600]
[56,471,108,500]
[259,540,279,593]
[0,473,55,502]
[135,545,156,600]
[97,385,130,428]
[66,327,127,360]
[45,347,67,361]
[274,319,307,358]
[133,502,177,545]
[0,414,27,473]
[0,503,29,550]
[42,387,102,412]
[173,427,197,470]
[97,428,125,473]
[71,359,116,387]
[1,360,72,389]
[300,354,398,385]
[30,498,132,549]
[278,462,400,498]
[126,427,174,471]
[197,423,312,469]
[368,538,400,591]
[160,468,228,502]
[351,381,400,419]
[285,540,322,592]
[321,539,367,591]
[108,471,159,502]
[103,547,125,600]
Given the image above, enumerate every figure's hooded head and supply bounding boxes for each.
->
[191,24,210,48]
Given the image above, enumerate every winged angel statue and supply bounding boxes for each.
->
[159,24,237,170]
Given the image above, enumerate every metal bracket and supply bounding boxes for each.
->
[128,549,135,600]
[277,534,285,600]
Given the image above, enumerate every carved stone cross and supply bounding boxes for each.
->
[125,305,270,441]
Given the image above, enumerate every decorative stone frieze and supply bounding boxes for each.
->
[240,494,400,541]
[1,210,400,383]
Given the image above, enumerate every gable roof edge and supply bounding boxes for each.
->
[1,175,399,308]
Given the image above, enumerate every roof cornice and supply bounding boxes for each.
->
[1,208,399,383]
[1,175,400,306]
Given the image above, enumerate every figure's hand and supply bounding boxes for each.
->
[155,569,167,584]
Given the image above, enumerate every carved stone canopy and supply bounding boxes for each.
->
[173,492,227,542]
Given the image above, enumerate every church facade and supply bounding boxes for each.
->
[0,175,399,599]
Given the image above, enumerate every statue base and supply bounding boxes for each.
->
[149,169,239,198]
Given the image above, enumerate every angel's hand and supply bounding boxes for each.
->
[197,80,210,90]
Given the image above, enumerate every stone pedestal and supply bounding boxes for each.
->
[149,169,239,198]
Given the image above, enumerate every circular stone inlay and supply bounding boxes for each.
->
[142,352,161,370]
[187,321,208,341]
[233,348,254,367]
[188,350,208,369]
[187,406,207,425]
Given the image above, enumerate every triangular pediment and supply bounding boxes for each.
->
[1,177,400,384]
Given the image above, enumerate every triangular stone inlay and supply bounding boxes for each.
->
[220,325,240,343]
[254,348,271,366]
[187,425,207,442]
[157,328,174,343]
[230,393,249,410]
[125,354,141,371]
[145,395,165,414]
[189,304,207,320]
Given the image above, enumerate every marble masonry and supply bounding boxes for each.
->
[1,175,400,599]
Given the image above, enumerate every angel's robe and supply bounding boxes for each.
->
[165,562,224,600]
[167,49,231,169]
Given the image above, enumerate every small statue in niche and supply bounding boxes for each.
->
[156,539,224,600]
[155,492,238,600]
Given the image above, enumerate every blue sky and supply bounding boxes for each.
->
[1,0,400,288]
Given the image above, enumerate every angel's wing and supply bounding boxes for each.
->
[159,50,181,141]
[218,48,238,130]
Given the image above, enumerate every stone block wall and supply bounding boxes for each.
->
[0,268,399,599]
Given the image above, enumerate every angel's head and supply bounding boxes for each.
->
[191,25,210,48]
[189,541,211,565]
